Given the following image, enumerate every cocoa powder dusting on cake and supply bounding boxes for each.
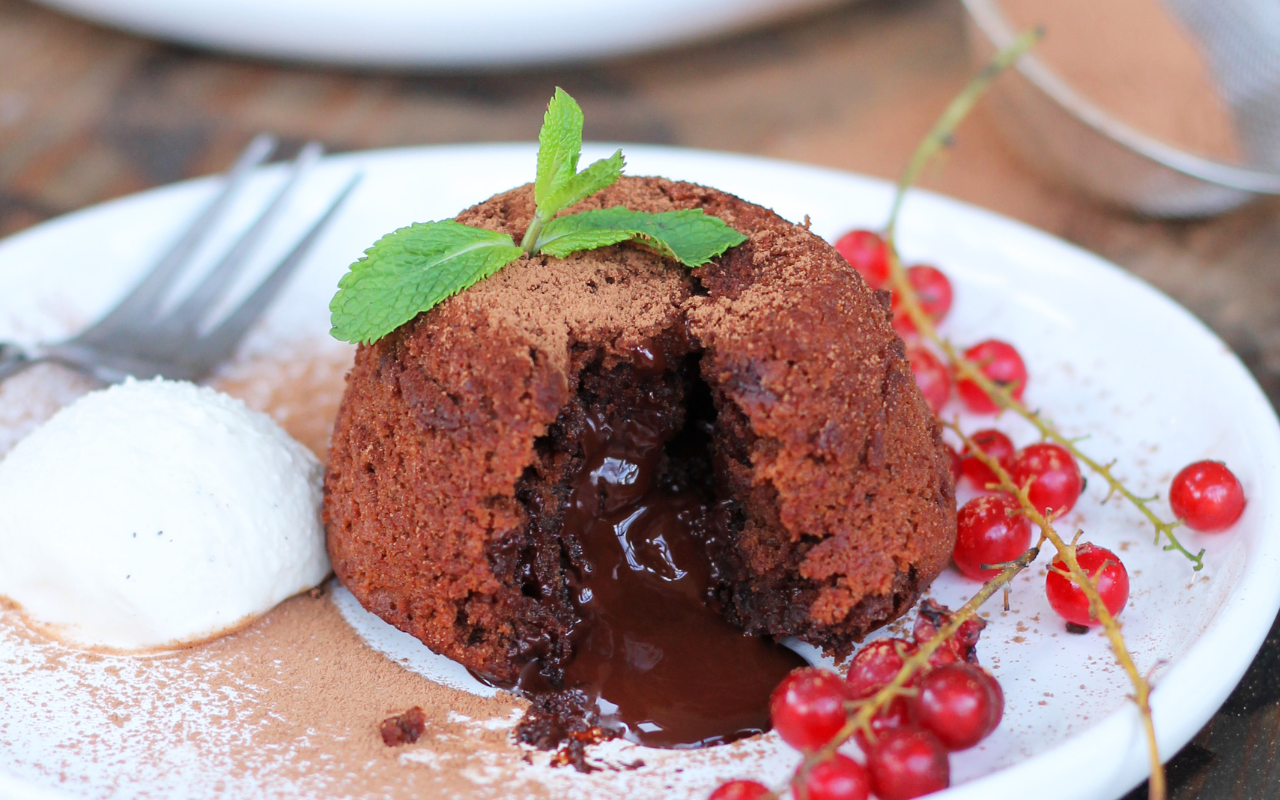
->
[323,175,954,754]
[325,176,954,681]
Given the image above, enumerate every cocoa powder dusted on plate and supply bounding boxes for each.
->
[0,588,535,798]
[0,584,800,798]
[0,346,799,799]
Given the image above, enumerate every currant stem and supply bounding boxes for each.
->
[763,30,1166,800]
[771,39,1055,797]
[877,27,1202,571]
[872,28,1165,800]
[947,351,1203,569]
[883,27,1043,246]
[951,422,1166,800]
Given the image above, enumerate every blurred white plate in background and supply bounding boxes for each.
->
[28,0,849,68]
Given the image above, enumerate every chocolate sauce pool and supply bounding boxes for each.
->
[516,400,807,749]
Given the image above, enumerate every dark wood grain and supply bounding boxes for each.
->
[2,0,1277,795]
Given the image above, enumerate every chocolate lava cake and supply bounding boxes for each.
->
[323,175,956,748]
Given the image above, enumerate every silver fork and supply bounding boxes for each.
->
[0,134,359,385]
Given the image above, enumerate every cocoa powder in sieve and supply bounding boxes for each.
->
[1001,0,1241,161]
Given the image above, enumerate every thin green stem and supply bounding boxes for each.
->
[949,358,1203,568]
[520,211,549,254]
[877,23,1201,570]
[872,26,1165,800]
[884,27,1043,244]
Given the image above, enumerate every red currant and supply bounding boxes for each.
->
[835,229,889,288]
[912,600,987,667]
[892,265,953,333]
[1045,542,1129,627]
[960,428,1015,490]
[976,668,1004,737]
[1170,460,1246,532]
[905,343,950,414]
[953,495,1033,581]
[846,639,919,699]
[853,695,912,752]
[956,340,1027,414]
[708,780,770,800]
[770,668,852,752]
[910,663,1002,751]
[801,753,871,800]
[947,445,962,485]
[866,726,950,800]
[1009,443,1083,517]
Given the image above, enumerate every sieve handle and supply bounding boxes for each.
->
[0,342,36,384]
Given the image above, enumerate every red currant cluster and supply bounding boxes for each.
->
[710,604,999,800]
[838,227,1249,631]
[834,229,1024,418]
[953,436,1130,629]
[951,432,1129,627]
[707,227,1253,800]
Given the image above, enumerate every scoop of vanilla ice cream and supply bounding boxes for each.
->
[0,377,330,649]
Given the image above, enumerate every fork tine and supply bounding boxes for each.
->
[188,172,362,374]
[160,141,325,337]
[77,134,277,344]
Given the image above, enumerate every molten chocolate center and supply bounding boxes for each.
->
[520,401,807,749]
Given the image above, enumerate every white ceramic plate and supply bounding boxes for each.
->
[1,144,1279,800]
[28,0,846,68]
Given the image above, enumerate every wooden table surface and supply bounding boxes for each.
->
[2,0,1278,796]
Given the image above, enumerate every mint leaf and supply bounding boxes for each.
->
[541,148,624,215]
[534,225,637,257]
[535,208,747,267]
[524,90,625,253]
[330,221,522,344]
[534,88,583,212]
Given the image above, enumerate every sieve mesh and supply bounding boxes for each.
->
[1166,0,1280,171]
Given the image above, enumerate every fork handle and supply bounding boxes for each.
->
[0,342,36,383]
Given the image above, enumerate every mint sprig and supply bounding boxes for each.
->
[526,88,626,250]
[331,222,522,345]
[537,208,745,267]
[330,88,747,345]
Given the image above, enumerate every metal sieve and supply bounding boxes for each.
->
[961,0,1280,217]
